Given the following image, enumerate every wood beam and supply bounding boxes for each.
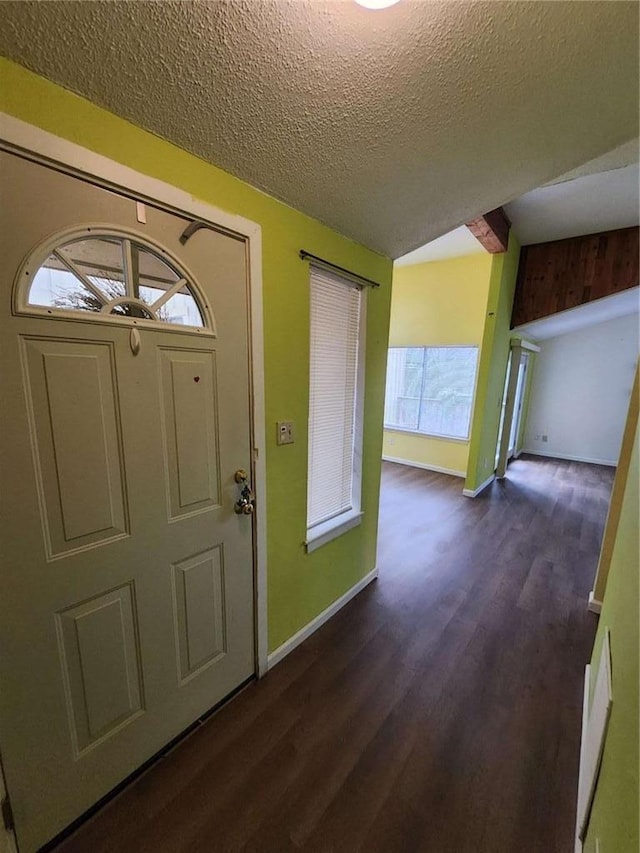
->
[466,207,511,253]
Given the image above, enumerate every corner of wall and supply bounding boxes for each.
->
[464,234,521,493]
[592,361,639,602]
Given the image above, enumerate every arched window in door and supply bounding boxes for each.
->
[16,227,213,331]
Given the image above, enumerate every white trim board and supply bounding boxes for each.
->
[522,449,617,467]
[382,455,465,479]
[587,592,602,615]
[574,664,591,853]
[463,473,495,498]
[267,568,378,670]
[575,632,613,846]
[510,336,541,353]
[0,113,269,677]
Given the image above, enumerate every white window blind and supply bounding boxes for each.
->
[307,266,363,531]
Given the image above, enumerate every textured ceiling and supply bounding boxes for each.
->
[0,0,638,258]
[397,139,640,264]
[395,226,484,266]
[505,163,640,246]
[545,138,639,186]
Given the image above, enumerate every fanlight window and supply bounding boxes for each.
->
[24,232,208,329]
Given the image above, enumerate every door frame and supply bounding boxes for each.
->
[496,337,539,478]
[0,112,269,677]
[508,354,529,458]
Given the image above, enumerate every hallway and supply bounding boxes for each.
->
[55,456,613,853]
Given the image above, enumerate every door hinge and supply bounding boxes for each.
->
[1,794,14,832]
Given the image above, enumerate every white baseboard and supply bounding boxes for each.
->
[382,455,465,479]
[463,473,495,498]
[588,591,602,614]
[267,567,378,670]
[522,449,617,467]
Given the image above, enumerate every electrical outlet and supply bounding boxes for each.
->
[542,434,548,443]
[276,421,295,445]
[387,435,395,446]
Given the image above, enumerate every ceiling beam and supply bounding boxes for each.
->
[465,207,511,253]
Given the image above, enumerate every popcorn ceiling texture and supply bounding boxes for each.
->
[0,0,637,257]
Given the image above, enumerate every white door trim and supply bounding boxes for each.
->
[0,112,268,677]
[496,344,525,479]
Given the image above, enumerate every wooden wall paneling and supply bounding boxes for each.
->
[511,227,639,328]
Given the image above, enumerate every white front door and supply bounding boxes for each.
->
[0,151,256,851]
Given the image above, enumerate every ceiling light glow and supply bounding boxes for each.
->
[354,0,400,9]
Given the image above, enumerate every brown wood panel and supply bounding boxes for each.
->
[51,456,613,853]
[512,226,639,327]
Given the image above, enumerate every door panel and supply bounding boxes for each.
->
[20,336,129,556]
[172,545,227,682]
[0,151,256,852]
[158,347,221,517]
[56,584,144,754]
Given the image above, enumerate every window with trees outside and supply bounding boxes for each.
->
[384,346,479,440]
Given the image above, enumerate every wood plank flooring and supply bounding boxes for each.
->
[55,455,613,853]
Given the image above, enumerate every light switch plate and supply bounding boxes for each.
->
[276,421,295,445]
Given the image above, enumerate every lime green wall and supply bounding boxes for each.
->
[383,254,493,475]
[465,234,521,492]
[388,255,493,345]
[584,420,639,852]
[0,59,393,652]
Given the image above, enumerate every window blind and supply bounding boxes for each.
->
[307,266,362,530]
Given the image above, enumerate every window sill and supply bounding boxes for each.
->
[305,510,364,554]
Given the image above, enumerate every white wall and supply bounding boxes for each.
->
[524,312,639,465]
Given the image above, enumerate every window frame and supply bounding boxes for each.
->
[305,267,367,553]
[13,225,215,336]
[384,344,480,442]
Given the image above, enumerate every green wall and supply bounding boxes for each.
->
[584,419,639,852]
[0,58,393,652]
[465,234,520,493]
[383,253,493,476]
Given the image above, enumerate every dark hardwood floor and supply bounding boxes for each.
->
[55,455,613,853]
